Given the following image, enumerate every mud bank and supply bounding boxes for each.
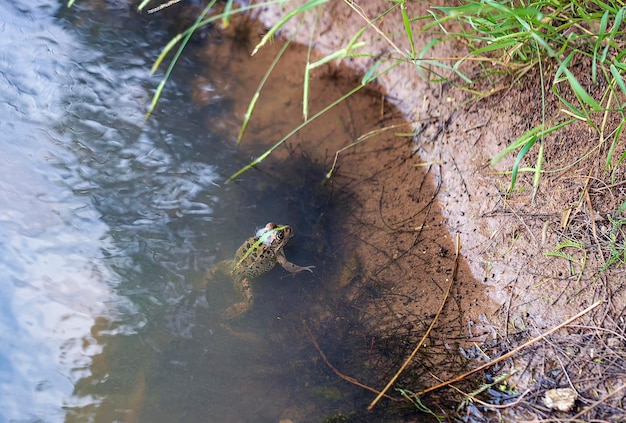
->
[254,0,626,330]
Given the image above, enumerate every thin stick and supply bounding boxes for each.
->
[570,382,626,420]
[368,233,461,410]
[303,321,399,402]
[343,0,406,58]
[430,372,532,410]
[413,299,604,397]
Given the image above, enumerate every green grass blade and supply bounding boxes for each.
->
[145,0,292,119]
[151,33,184,74]
[222,0,233,27]
[237,92,259,145]
[610,64,626,95]
[307,42,368,69]
[592,10,609,82]
[228,60,398,181]
[136,0,151,11]
[400,0,416,57]
[303,10,320,121]
[237,33,295,144]
[228,83,366,181]
[491,119,571,166]
[508,136,536,195]
[362,60,382,84]
[602,7,624,62]
[147,0,218,118]
[605,119,624,170]
[150,2,270,73]
[252,0,328,56]
[555,52,603,111]
[545,250,578,263]
[308,25,369,70]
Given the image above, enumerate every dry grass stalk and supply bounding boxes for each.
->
[368,233,461,410]
[414,299,604,397]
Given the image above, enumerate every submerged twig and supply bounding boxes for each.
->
[368,233,460,410]
[413,300,604,397]
[303,320,399,402]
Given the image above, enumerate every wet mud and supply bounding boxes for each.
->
[252,1,626,421]
[57,1,626,422]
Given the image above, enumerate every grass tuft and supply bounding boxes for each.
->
[425,1,625,194]
[141,0,625,194]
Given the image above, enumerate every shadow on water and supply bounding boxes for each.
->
[1,1,494,422]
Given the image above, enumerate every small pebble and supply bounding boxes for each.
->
[543,388,577,412]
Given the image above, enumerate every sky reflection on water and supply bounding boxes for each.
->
[0,2,222,421]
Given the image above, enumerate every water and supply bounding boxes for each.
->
[0,2,338,422]
[1,0,450,420]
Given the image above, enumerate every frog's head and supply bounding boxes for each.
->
[259,222,293,250]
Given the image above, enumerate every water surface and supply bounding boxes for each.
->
[0,2,326,422]
[1,0,435,420]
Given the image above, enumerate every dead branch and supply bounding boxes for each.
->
[368,233,461,410]
[303,320,399,402]
[412,300,604,397]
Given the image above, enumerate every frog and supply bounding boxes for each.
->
[198,222,314,320]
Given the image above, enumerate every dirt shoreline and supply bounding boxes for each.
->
[249,1,626,420]
[253,0,626,324]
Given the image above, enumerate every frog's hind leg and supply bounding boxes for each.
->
[184,260,231,310]
[221,278,253,320]
[194,260,231,292]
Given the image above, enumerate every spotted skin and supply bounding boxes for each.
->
[200,222,314,320]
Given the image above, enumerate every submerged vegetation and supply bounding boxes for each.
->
[138,0,625,196]
[64,0,626,420]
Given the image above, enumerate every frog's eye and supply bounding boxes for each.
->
[276,231,284,240]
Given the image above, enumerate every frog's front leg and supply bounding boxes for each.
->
[221,277,254,320]
[276,250,315,274]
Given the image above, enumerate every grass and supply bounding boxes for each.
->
[545,239,587,285]
[144,0,624,190]
[600,214,626,271]
[139,0,626,266]
[423,0,626,196]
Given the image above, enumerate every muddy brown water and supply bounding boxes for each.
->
[0,2,498,422]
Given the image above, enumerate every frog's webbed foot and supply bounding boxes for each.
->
[275,250,314,274]
[280,261,315,274]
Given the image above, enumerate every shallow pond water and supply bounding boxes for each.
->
[0,2,333,422]
[0,1,418,422]
[0,2,495,422]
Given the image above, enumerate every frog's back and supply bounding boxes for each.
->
[232,235,277,281]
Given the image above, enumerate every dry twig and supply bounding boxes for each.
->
[413,299,604,397]
[303,320,399,402]
[368,233,461,410]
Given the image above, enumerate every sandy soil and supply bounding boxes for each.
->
[164,0,626,420]
[243,0,626,420]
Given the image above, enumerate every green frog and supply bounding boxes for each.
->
[199,222,314,320]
